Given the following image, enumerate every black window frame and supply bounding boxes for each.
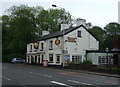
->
[49,41,53,50]
[40,43,44,51]
[49,54,53,63]
[77,30,82,37]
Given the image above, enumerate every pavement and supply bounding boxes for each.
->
[63,69,120,78]
[43,65,120,78]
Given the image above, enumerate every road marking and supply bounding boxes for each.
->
[29,72,52,78]
[2,67,7,69]
[50,81,73,87]
[29,72,33,74]
[0,75,11,81]
[44,75,52,77]
[68,80,79,83]
[16,69,20,71]
[81,82,92,85]
[59,72,69,75]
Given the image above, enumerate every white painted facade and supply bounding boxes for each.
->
[118,1,120,24]
[26,25,99,65]
[86,51,120,65]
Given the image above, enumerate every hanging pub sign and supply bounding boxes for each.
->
[67,37,77,42]
[55,39,60,45]
[33,41,39,49]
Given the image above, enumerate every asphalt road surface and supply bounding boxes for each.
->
[2,63,120,87]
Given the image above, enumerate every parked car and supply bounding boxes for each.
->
[11,58,25,64]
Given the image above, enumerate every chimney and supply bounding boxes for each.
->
[76,18,86,26]
[42,30,49,36]
[61,24,70,31]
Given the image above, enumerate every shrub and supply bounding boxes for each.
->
[82,60,92,65]
[2,53,25,62]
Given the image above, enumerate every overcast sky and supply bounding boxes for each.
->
[0,0,120,28]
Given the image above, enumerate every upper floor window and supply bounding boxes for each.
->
[49,41,53,50]
[77,31,81,37]
[41,43,44,51]
[30,45,32,52]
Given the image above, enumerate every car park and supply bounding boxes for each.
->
[11,58,25,64]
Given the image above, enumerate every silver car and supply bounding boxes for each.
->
[11,58,25,64]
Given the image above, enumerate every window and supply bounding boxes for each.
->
[35,55,37,63]
[56,55,60,63]
[72,55,82,64]
[49,54,53,63]
[98,56,107,64]
[49,41,53,50]
[30,45,32,52]
[77,31,81,37]
[41,43,44,51]
[41,55,44,63]
[38,55,40,63]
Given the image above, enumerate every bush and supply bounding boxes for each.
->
[82,60,92,65]
[2,53,25,62]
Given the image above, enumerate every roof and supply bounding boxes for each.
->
[29,25,99,43]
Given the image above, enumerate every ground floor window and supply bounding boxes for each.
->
[72,55,82,64]
[27,55,30,63]
[56,54,60,63]
[41,55,44,63]
[38,55,40,63]
[49,54,53,63]
[98,56,107,64]
[31,55,34,63]
[35,55,37,63]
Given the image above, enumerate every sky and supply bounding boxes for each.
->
[0,0,120,28]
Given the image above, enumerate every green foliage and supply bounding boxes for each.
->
[103,22,120,49]
[82,60,92,65]
[89,26,106,50]
[2,53,25,62]
[2,5,73,62]
[89,23,120,50]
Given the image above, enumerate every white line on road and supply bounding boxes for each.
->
[0,75,11,81]
[29,72,33,74]
[2,67,7,69]
[29,71,52,78]
[81,82,92,85]
[50,81,73,87]
[68,80,79,83]
[44,75,52,77]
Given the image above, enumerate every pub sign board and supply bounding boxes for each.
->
[33,41,39,49]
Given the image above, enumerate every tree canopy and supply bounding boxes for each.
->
[89,26,106,50]
[103,22,120,49]
[2,5,73,62]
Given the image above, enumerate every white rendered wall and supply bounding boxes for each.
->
[118,1,120,24]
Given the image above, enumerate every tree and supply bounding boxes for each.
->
[37,8,73,34]
[2,5,73,62]
[89,26,106,50]
[112,37,120,49]
[2,5,40,61]
[103,22,120,49]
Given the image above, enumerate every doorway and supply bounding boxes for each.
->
[113,54,118,65]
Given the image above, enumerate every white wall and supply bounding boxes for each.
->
[87,53,113,65]
[26,26,99,65]
[64,26,99,62]
[118,1,120,24]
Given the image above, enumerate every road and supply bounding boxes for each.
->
[2,63,120,87]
